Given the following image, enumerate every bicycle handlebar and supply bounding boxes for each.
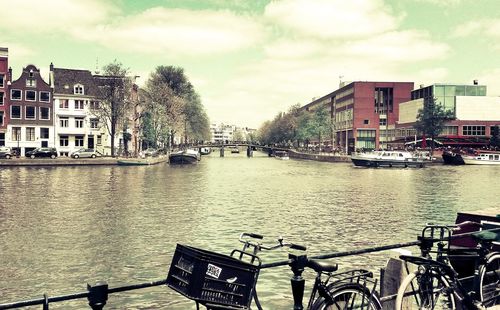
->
[239,232,307,251]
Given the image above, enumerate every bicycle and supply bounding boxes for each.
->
[166,232,382,309]
[395,222,500,309]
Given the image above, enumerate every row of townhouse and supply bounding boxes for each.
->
[0,47,140,157]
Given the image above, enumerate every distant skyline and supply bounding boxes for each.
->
[2,0,499,128]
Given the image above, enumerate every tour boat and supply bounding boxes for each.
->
[351,150,426,168]
[169,149,201,164]
[462,152,500,165]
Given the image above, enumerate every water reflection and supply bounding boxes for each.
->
[0,153,498,309]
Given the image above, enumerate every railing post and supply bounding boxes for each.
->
[87,281,108,310]
[43,294,49,310]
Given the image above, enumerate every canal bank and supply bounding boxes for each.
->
[0,156,168,166]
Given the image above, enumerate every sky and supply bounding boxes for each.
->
[1,0,500,128]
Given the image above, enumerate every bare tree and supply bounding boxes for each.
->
[93,60,132,157]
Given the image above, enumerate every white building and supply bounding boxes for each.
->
[50,65,113,156]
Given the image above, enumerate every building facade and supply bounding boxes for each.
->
[396,83,500,147]
[302,81,414,153]
[50,65,109,156]
[6,65,53,156]
[0,47,8,146]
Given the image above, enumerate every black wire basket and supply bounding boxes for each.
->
[166,244,260,309]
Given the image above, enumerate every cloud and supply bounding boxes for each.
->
[0,0,115,33]
[412,0,462,6]
[78,8,265,55]
[477,68,500,97]
[264,0,401,39]
[453,19,500,39]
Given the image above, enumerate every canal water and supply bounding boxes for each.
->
[0,151,498,309]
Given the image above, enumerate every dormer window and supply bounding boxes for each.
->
[74,84,84,95]
[26,79,37,87]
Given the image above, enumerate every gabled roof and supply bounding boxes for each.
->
[53,67,98,96]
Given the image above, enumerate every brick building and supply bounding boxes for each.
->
[6,65,53,155]
[0,47,8,146]
[302,81,414,153]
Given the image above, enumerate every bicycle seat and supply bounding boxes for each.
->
[471,230,499,242]
[307,259,338,273]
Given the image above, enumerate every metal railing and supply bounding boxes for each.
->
[1,228,497,309]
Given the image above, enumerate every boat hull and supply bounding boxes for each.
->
[169,154,199,164]
[351,158,425,168]
[442,152,465,165]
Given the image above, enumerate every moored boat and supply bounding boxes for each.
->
[274,150,289,160]
[169,149,201,164]
[199,147,211,155]
[351,150,426,168]
[462,152,500,165]
[442,150,465,165]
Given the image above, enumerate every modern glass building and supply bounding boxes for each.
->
[411,83,487,115]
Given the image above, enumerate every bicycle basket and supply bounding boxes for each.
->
[166,244,260,309]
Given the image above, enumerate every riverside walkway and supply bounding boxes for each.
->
[0,157,168,167]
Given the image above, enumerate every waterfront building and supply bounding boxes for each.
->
[50,65,110,156]
[210,123,256,143]
[6,64,54,156]
[396,82,500,147]
[0,47,8,146]
[302,81,414,153]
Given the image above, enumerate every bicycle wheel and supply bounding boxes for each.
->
[310,283,382,310]
[478,252,500,307]
[395,269,456,309]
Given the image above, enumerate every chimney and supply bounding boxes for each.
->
[419,84,424,89]
[50,62,54,71]
[8,66,12,82]
[473,79,478,85]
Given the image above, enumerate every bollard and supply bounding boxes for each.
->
[87,281,108,310]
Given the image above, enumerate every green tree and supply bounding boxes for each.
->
[414,98,454,155]
[93,60,132,157]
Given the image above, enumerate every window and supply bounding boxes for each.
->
[60,117,69,128]
[0,91,4,105]
[60,135,69,147]
[74,84,84,95]
[90,118,99,129]
[40,91,50,102]
[97,135,102,145]
[26,79,37,87]
[0,132,4,146]
[0,74,4,87]
[89,101,99,110]
[463,125,485,136]
[379,119,387,126]
[75,100,85,110]
[59,99,69,109]
[11,89,22,100]
[75,135,84,147]
[363,119,369,125]
[40,128,49,139]
[26,90,36,101]
[26,106,36,119]
[12,127,21,141]
[75,118,84,128]
[26,127,35,141]
[11,105,21,119]
[40,107,50,120]
[0,111,3,126]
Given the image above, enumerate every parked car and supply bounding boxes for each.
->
[0,146,14,159]
[71,148,100,159]
[26,147,58,159]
